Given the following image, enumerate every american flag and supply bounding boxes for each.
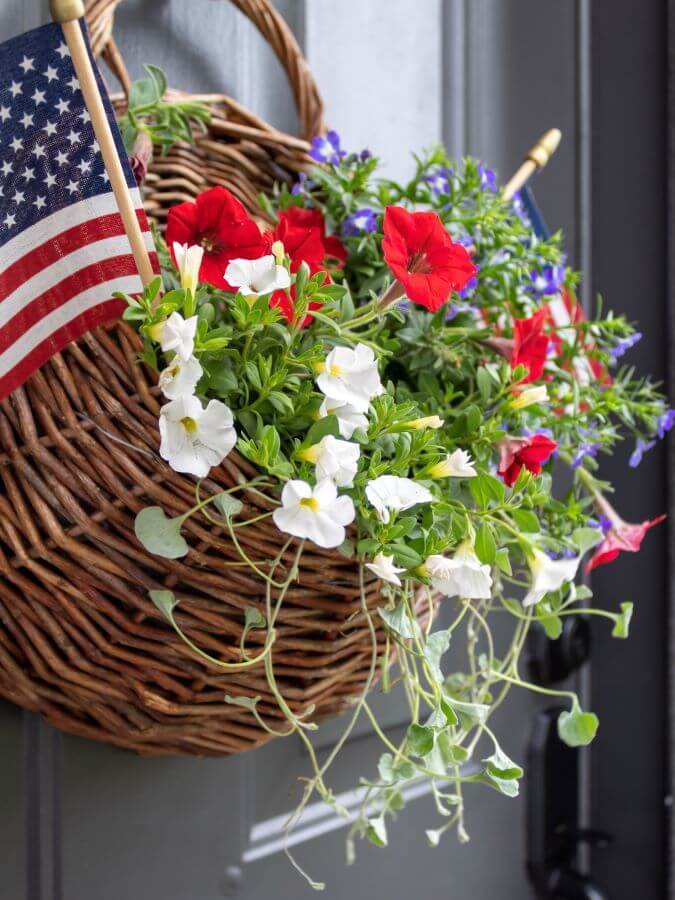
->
[0,21,157,400]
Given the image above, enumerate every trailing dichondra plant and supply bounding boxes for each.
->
[120,135,670,888]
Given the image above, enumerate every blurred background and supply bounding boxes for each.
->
[0,1,670,898]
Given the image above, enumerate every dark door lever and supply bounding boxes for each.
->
[526,707,611,899]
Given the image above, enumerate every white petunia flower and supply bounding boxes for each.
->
[424,544,493,599]
[272,478,355,549]
[159,394,236,478]
[299,434,360,487]
[316,343,384,413]
[523,549,580,607]
[224,255,291,298]
[365,475,433,524]
[158,354,203,400]
[173,242,204,295]
[511,384,548,410]
[159,311,198,361]
[428,449,477,479]
[365,552,406,586]
[319,396,368,439]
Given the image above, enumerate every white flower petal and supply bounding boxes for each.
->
[225,255,290,297]
[319,397,368,439]
[160,311,198,361]
[365,552,405,586]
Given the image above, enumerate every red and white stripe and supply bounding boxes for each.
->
[0,189,157,400]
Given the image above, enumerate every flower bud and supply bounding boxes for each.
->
[510,385,548,410]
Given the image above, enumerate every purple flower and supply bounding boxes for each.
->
[657,408,675,439]
[291,172,313,196]
[342,207,378,237]
[610,331,642,360]
[359,148,372,162]
[459,271,479,300]
[446,302,480,321]
[477,163,497,192]
[309,130,346,165]
[629,437,656,468]
[570,428,601,469]
[546,547,578,561]
[425,167,452,197]
[530,263,566,296]
[597,514,613,533]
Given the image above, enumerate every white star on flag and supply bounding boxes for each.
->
[31,88,47,106]
[10,137,23,152]
[43,65,58,82]
[0,107,10,122]
[9,81,22,98]
[56,41,69,58]
[55,98,69,114]
[19,113,34,129]
[43,120,58,136]
[65,179,79,195]
[54,150,69,167]
[19,56,34,73]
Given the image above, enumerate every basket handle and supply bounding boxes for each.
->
[84,0,325,140]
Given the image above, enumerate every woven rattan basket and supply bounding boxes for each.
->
[0,0,425,757]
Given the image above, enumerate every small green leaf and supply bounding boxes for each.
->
[474,523,496,565]
[304,414,340,446]
[558,702,599,747]
[135,506,189,558]
[366,815,388,847]
[512,508,540,533]
[612,602,633,639]
[224,694,260,711]
[213,493,244,519]
[144,63,168,99]
[424,631,450,683]
[406,723,435,757]
[483,747,523,781]
[379,603,419,640]
[572,527,604,554]
[149,589,178,621]
[495,548,512,575]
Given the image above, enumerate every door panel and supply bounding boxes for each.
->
[3,2,663,899]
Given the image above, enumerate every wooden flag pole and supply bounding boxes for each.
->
[502,128,562,201]
[49,0,156,287]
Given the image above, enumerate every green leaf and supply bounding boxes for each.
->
[511,508,540,533]
[304,414,340,446]
[476,366,493,403]
[474,523,496,565]
[558,701,599,747]
[572,527,604,554]
[483,747,523,781]
[389,543,423,568]
[135,506,189,558]
[224,694,260,711]
[424,631,450,683]
[149,589,178,621]
[379,602,419,639]
[240,606,266,647]
[612,602,633,638]
[366,815,388,848]
[495,548,512,575]
[144,64,168,100]
[406,723,435,757]
[128,76,160,110]
[213,493,244,519]
[444,696,489,728]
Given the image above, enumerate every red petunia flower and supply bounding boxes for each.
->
[166,186,269,291]
[270,286,323,329]
[585,494,666,573]
[512,309,550,382]
[270,207,346,273]
[382,206,477,312]
[497,433,557,487]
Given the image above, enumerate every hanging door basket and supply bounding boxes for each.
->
[0,0,412,757]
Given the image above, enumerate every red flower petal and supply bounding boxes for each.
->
[585,514,666,573]
[382,206,476,312]
[512,309,550,383]
[166,186,268,291]
[497,434,557,487]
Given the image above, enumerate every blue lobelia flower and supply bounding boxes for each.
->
[610,331,642,360]
[530,263,566,296]
[629,437,656,468]
[425,167,452,197]
[477,163,497,192]
[291,171,314,196]
[309,130,346,165]
[511,191,531,226]
[342,207,379,237]
[657,407,675,439]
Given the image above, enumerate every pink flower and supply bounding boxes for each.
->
[497,434,557,487]
[586,494,666,573]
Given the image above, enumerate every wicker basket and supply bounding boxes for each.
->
[0,0,425,757]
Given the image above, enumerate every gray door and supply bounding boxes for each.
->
[0,2,667,899]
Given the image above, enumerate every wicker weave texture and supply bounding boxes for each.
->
[0,0,413,757]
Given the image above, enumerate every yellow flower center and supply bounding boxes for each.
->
[329,364,342,377]
[300,497,320,511]
[180,416,198,434]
